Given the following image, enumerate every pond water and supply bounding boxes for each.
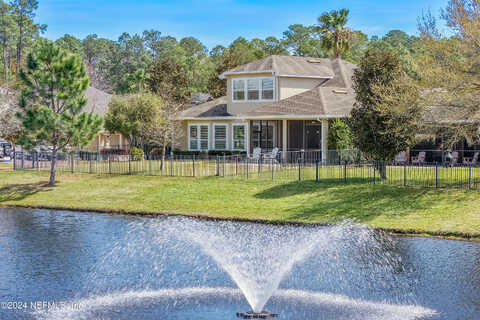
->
[0,208,478,320]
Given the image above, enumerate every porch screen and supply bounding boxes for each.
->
[214,125,227,150]
[189,124,209,151]
[232,124,246,150]
[252,120,275,150]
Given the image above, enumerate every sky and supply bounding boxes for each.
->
[37,0,447,50]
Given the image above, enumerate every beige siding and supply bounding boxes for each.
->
[278,77,324,100]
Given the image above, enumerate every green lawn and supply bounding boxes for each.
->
[0,161,12,169]
[1,170,479,239]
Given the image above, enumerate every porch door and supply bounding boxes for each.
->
[305,122,322,150]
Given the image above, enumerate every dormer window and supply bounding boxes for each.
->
[232,77,275,102]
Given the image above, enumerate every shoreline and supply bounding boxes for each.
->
[2,203,479,242]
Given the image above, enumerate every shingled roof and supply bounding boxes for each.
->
[241,59,356,118]
[178,96,232,119]
[220,55,337,79]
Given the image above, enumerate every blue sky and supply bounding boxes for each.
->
[37,0,447,50]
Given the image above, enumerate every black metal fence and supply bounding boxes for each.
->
[12,150,480,190]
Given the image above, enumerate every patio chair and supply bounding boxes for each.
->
[450,151,459,166]
[264,147,279,163]
[249,147,262,161]
[463,152,479,165]
[411,151,426,165]
[395,151,407,164]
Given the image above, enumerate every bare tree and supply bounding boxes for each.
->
[0,85,22,142]
[143,98,184,168]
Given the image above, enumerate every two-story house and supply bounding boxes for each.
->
[176,55,357,162]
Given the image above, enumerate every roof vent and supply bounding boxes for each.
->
[333,90,348,94]
[307,58,323,64]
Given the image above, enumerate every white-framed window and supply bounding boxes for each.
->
[232,123,247,151]
[188,124,209,151]
[213,124,228,150]
[233,79,245,101]
[232,77,275,102]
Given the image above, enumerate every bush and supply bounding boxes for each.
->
[150,147,164,156]
[171,149,247,157]
[130,147,144,161]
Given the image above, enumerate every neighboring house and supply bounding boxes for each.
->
[84,87,128,151]
[176,55,357,161]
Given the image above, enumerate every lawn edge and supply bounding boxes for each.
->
[2,203,479,242]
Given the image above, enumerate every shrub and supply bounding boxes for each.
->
[130,147,144,161]
[150,147,164,156]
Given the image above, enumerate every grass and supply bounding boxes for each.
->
[0,161,12,169]
[0,170,479,239]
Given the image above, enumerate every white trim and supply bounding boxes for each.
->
[188,123,210,151]
[231,77,276,103]
[177,114,349,121]
[231,123,248,151]
[219,70,275,79]
[213,123,229,150]
[219,69,334,80]
[276,74,334,79]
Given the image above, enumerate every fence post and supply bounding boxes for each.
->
[128,155,131,174]
[344,161,347,184]
[271,159,274,180]
[223,155,226,177]
[298,158,301,181]
[149,154,152,176]
[373,161,376,184]
[258,155,262,173]
[235,156,238,176]
[404,162,407,187]
[71,153,74,173]
[315,160,319,182]
[13,151,16,171]
[216,156,220,176]
[109,155,112,174]
[32,151,35,169]
[89,154,93,174]
[246,158,249,179]
[469,165,472,189]
[435,162,438,188]
[21,152,24,169]
[192,155,195,177]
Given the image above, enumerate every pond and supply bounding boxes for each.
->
[0,208,478,320]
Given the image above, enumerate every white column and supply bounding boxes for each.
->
[321,119,329,163]
[282,119,287,160]
[246,121,250,157]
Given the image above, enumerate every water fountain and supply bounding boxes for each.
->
[33,216,437,320]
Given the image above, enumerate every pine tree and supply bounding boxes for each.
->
[18,40,103,186]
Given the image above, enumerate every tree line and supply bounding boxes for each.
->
[0,2,420,99]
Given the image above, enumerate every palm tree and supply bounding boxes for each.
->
[317,9,354,59]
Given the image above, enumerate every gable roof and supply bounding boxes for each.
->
[220,55,340,79]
